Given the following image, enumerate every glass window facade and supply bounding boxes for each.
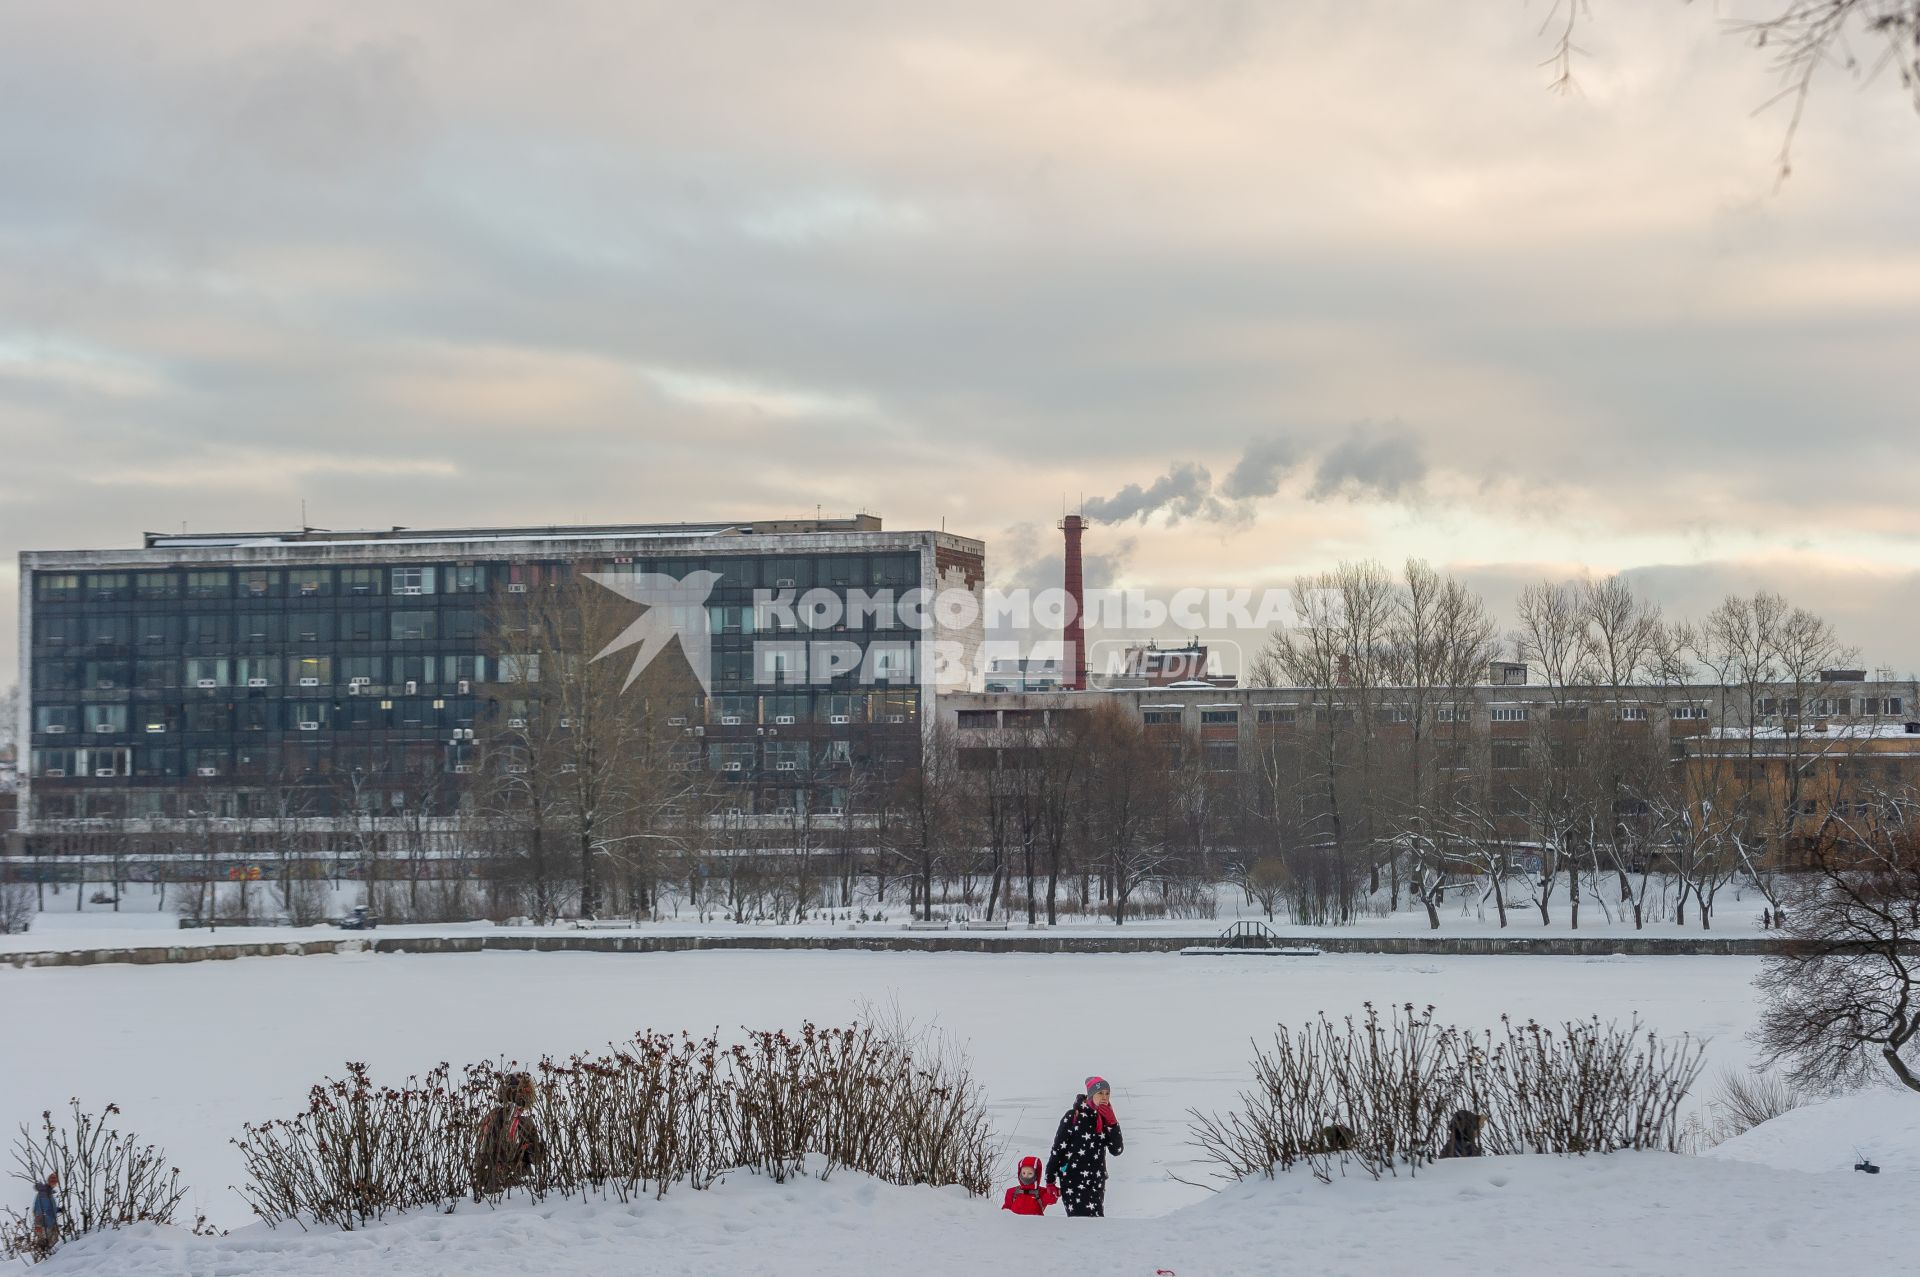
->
[22,538,965,825]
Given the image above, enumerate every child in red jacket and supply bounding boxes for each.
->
[1002,1155,1061,1216]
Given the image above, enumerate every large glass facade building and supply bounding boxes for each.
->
[14,517,985,840]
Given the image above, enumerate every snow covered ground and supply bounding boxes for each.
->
[2,948,1763,1229]
[32,1124,1919,1276]
[6,930,1911,1275]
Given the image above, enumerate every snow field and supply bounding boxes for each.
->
[0,949,1766,1228]
[31,1145,1918,1277]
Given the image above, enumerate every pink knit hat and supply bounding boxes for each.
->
[1085,1076,1110,1095]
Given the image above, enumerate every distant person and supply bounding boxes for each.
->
[1001,1155,1061,1215]
[471,1072,546,1196]
[1438,1110,1483,1159]
[1045,1076,1123,1217]
[29,1171,59,1257]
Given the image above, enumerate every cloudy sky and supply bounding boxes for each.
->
[3,1,1917,679]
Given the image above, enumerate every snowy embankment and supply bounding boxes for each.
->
[0,883,1778,956]
[36,1132,1917,1277]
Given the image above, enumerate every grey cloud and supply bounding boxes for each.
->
[1306,422,1427,502]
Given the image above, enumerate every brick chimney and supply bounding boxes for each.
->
[1059,514,1087,691]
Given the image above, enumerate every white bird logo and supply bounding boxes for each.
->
[585,570,722,693]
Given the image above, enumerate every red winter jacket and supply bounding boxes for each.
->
[1002,1156,1060,1216]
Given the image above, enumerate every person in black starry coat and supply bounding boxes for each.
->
[1045,1075,1123,1217]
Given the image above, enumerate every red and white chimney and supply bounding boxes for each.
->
[1059,514,1087,691]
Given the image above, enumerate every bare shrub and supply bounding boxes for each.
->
[237,1021,995,1230]
[1708,1068,1807,1144]
[1189,1003,1704,1183]
[1,1101,198,1260]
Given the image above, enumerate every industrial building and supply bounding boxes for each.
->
[15,516,985,842]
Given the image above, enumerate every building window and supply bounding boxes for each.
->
[1492,741,1529,770]
[185,571,232,599]
[34,573,80,602]
[1547,705,1588,721]
[956,710,998,730]
[238,569,282,599]
[1436,704,1467,724]
[391,566,437,595]
[184,613,230,646]
[1205,741,1239,771]
[292,655,332,686]
[133,571,178,601]
[1256,706,1298,725]
[1618,705,1648,721]
[1671,704,1709,720]
[1142,709,1182,725]
[1201,709,1240,725]
[87,572,130,602]
[389,611,436,641]
[499,654,541,683]
[1378,705,1412,724]
[1490,706,1530,722]
[290,567,332,597]
[88,702,129,733]
[34,705,80,734]
[340,568,384,596]
[446,564,487,594]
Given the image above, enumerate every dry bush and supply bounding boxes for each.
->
[2,1101,200,1260]
[236,1021,995,1231]
[1707,1068,1807,1144]
[1189,1003,1704,1183]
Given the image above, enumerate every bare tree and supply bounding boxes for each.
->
[1755,810,1920,1092]
[1542,1,1920,177]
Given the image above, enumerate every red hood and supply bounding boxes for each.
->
[1017,1155,1043,1179]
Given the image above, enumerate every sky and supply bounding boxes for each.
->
[2,0,1917,681]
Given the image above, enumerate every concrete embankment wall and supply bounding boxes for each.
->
[1,930,1785,969]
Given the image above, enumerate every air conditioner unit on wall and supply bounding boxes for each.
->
[299,677,320,687]
[196,678,217,689]
[886,715,906,724]
[43,768,65,778]
[452,764,474,774]
[349,676,371,686]
[94,768,116,778]
[248,677,269,688]
[829,714,851,725]
[724,761,743,772]
[44,724,66,734]
[774,715,795,725]
[196,767,219,777]
[298,721,321,731]
[668,716,688,726]
[508,718,527,728]
[406,681,418,694]
[457,680,470,694]
[720,715,742,726]
[507,583,528,593]
[394,586,422,596]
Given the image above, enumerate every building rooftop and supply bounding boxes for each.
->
[141,514,885,549]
